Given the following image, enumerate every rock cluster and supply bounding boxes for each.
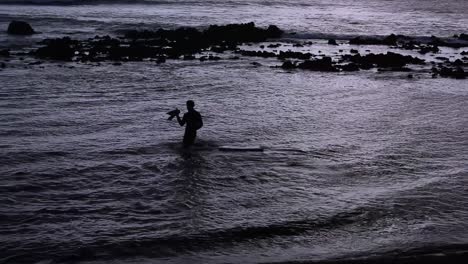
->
[7,21,35,35]
[32,22,283,62]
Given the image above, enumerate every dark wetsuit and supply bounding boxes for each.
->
[180,110,203,147]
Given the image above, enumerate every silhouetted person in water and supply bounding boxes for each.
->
[176,100,203,147]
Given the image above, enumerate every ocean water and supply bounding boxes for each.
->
[1,0,468,263]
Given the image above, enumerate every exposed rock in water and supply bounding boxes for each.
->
[0,49,10,57]
[281,60,296,69]
[35,37,78,61]
[7,21,35,35]
[339,63,360,72]
[278,51,312,60]
[459,34,468,41]
[349,34,398,46]
[328,39,338,45]
[297,57,338,72]
[239,50,276,58]
[436,66,467,79]
[343,52,425,68]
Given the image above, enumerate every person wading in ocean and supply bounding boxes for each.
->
[175,100,203,147]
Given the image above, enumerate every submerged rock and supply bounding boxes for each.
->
[7,21,35,35]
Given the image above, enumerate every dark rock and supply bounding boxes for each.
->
[293,43,304,47]
[35,37,78,61]
[112,62,122,66]
[281,60,296,69]
[183,54,196,60]
[328,39,338,45]
[340,63,360,71]
[461,51,468,55]
[267,43,281,48]
[407,74,413,79]
[7,21,35,35]
[343,52,425,68]
[28,61,42,65]
[251,62,262,66]
[458,34,468,41]
[0,49,10,57]
[435,56,449,61]
[419,45,439,54]
[278,51,312,60]
[239,50,276,58]
[383,34,398,45]
[0,62,5,68]
[208,55,221,60]
[453,59,465,66]
[437,66,467,79]
[229,56,240,60]
[350,49,359,54]
[297,57,338,72]
[156,56,166,63]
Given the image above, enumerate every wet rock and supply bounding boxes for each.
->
[349,34,398,46]
[453,59,466,66]
[407,74,413,78]
[267,43,281,48]
[204,22,283,44]
[239,50,276,58]
[35,37,78,61]
[0,62,6,68]
[156,56,166,63]
[344,52,425,68]
[419,45,439,54]
[350,49,359,54]
[328,39,338,45]
[251,62,262,66]
[0,49,10,57]
[377,66,412,72]
[112,62,122,66]
[437,66,467,79]
[278,51,312,60]
[281,60,296,69]
[208,55,221,60]
[28,61,42,65]
[293,43,304,47]
[339,63,360,71]
[297,57,338,72]
[435,56,449,61]
[7,21,35,35]
[461,51,468,56]
[457,33,468,41]
[183,54,196,60]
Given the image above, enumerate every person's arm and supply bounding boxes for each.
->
[176,113,185,126]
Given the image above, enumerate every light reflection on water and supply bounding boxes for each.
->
[1,58,467,262]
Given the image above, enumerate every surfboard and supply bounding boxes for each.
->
[218,146,264,152]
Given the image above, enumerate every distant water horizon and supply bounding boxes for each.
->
[1,0,467,263]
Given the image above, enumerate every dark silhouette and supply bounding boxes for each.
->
[176,100,203,147]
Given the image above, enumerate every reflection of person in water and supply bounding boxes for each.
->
[176,100,203,147]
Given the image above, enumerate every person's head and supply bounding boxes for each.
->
[186,100,195,111]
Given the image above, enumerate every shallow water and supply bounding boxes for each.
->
[1,0,468,263]
[1,58,468,263]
